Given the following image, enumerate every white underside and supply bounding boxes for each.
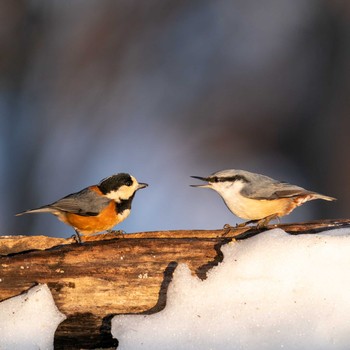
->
[222,194,283,220]
[211,180,287,220]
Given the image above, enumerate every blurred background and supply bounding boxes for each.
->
[1,0,349,237]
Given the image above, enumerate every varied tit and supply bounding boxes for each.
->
[16,173,148,242]
[191,169,336,228]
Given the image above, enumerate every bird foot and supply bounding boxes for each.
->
[71,230,82,244]
[236,219,260,228]
[222,223,252,236]
[256,215,280,229]
[226,215,280,232]
[222,224,234,236]
[107,229,126,238]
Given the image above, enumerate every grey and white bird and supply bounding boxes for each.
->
[191,169,336,228]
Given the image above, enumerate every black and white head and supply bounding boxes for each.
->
[98,173,148,202]
[191,169,252,199]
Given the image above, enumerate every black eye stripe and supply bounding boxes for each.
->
[209,175,249,183]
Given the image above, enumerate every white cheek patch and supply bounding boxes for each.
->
[105,184,138,201]
[105,190,123,201]
[229,180,246,194]
[212,180,245,197]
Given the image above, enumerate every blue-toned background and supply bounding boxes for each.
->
[2,1,349,237]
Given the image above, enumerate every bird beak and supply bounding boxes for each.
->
[190,176,211,188]
[137,183,148,190]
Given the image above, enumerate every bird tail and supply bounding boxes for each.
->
[16,207,54,216]
[311,193,336,202]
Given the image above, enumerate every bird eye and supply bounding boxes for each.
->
[212,177,219,183]
[125,180,132,186]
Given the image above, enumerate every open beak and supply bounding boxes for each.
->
[190,176,211,188]
[137,183,148,190]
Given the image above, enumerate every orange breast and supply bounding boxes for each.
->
[64,201,120,235]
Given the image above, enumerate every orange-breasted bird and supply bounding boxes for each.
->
[16,173,148,242]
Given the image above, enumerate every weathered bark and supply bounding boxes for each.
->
[0,219,349,349]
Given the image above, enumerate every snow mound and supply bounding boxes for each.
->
[0,283,66,350]
[112,228,350,350]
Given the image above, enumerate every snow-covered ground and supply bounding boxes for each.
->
[1,228,350,349]
[112,228,350,349]
[0,284,65,349]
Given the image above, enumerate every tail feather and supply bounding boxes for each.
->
[312,193,336,202]
[16,207,54,216]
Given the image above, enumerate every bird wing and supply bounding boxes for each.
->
[48,187,111,216]
[240,175,311,200]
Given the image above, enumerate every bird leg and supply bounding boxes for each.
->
[232,214,280,230]
[73,229,82,244]
[256,214,279,229]
[222,222,255,236]
[222,223,234,235]
[223,215,280,235]
[223,220,260,234]
[235,219,260,228]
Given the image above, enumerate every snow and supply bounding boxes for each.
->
[1,228,350,349]
[112,228,350,349]
[0,284,66,350]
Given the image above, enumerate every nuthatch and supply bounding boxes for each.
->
[16,173,148,242]
[191,169,336,228]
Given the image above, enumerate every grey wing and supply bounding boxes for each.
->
[241,174,311,200]
[49,188,111,216]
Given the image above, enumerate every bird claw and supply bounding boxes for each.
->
[256,215,279,230]
[223,223,233,230]
[256,221,268,230]
[235,222,249,228]
[222,224,234,236]
[225,216,279,232]
[107,229,126,238]
[71,230,82,244]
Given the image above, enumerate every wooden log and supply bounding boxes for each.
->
[0,219,349,349]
